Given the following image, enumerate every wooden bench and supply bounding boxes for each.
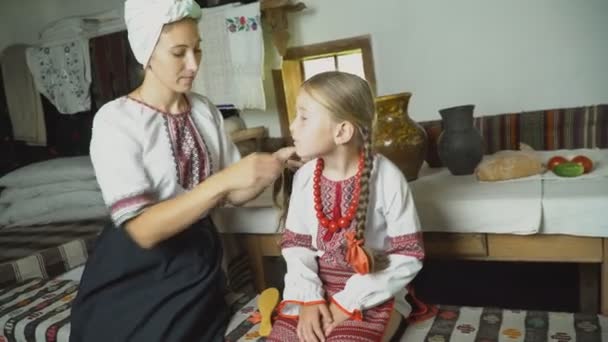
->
[239,232,607,314]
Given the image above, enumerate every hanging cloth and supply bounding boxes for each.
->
[1,45,47,145]
[26,38,92,115]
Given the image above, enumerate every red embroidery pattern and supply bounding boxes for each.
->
[281,229,313,249]
[317,259,354,296]
[269,299,393,342]
[387,232,425,260]
[165,114,210,190]
[126,95,212,190]
[269,258,394,341]
[316,176,357,267]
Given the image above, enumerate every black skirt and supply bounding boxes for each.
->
[69,217,229,342]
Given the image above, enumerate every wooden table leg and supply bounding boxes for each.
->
[602,239,608,315]
[243,235,266,293]
[579,263,599,313]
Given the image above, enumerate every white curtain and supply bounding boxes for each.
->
[1,45,47,146]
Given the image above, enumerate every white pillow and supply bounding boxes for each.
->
[0,190,105,226]
[0,180,100,204]
[5,205,109,227]
[0,156,95,187]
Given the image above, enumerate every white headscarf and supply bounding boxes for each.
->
[124,0,202,68]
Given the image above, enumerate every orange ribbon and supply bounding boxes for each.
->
[247,311,262,324]
[345,231,370,274]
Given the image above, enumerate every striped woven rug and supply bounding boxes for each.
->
[226,302,608,341]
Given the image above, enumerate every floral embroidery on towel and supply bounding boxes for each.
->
[226,16,260,32]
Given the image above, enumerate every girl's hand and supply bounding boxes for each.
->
[297,303,333,342]
[323,302,351,336]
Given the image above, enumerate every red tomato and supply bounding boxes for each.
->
[571,155,593,173]
[547,156,567,170]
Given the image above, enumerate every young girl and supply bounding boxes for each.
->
[268,72,425,342]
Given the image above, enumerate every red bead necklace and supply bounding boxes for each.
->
[313,151,364,241]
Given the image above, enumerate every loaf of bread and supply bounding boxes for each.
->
[475,144,543,181]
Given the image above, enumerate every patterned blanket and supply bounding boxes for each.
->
[402,305,608,342]
[2,278,608,342]
[0,278,256,342]
[226,304,608,341]
[0,230,259,342]
[3,220,605,342]
[0,279,76,342]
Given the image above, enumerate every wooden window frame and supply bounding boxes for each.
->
[272,35,376,138]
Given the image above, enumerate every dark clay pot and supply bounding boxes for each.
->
[437,105,484,175]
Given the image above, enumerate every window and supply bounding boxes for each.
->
[302,51,365,80]
[273,35,376,137]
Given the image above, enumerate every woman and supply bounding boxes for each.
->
[69,0,295,341]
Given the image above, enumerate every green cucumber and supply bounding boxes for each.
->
[553,162,584,177]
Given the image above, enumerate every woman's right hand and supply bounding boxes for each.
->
[297,303,333,342]
[223,152,284,191]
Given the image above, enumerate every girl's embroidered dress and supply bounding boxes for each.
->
[268,155,425,341]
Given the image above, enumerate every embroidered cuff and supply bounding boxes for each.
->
[387,232,425,260]
[281,229,313,249]
[329,296,363,321]
[110,193,155,226]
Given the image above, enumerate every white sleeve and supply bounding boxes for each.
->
[90,111,155,227]
[331,171,424,316]
[278,170,325,317]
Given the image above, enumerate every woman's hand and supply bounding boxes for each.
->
[273,146,300,171]
[323,302,351,336]
[273,146,311,171]
[298,303,333,342]
[222,152,284,191]
[126,152,284,247]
